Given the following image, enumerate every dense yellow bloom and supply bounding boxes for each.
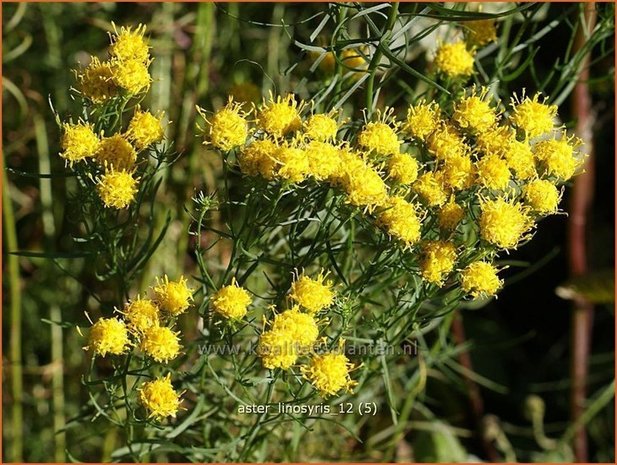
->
[112,58,151,95]
[126,109,165,150]
[78,57,117,103]
[440,154,475,190]
[533,135,582,181]
[475,125,514,157]
[387,152,419,185]
[290,272,334,314]
[304,113,338,142]
[503,139,536,180]
[139,374,182,421]
[140,325,181,363]
[357,121,400,156]
[97,170,138,209]
[301,351,356,397]
[479,198,533,249]
[438,198,465,231]
[420,240,457,285]
[413,171,449,207]
[271,307,319,348]
[476,154,511,190]
[402,102,440,141]
[60,122,100,164]
[258,329,298,370]
[453,88,497,133]
[434,41,475,78]
[95,134,137,170]
[305,140,341,180]
[153,275,193,316]
[211,279,252,320]
[523,179,561,214]
[238,139,278,179]
[257,93,303,138]
[110,24,150,63]
[427,124,467,160]
[378,196,422,247]
[202,100,249,151]
[341,164,389,211]
[510,93,557,138]
[465,20,497,47]
[460,261,502,298]
[86,317,130,357]
[273,144,310,183]
[124,297,159,333]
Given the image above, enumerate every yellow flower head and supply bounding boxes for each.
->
[60,122,100,164]
[402,101,440,141]
[378,196,422,247]
[201,100,249,151]
[95,134,137,171]
[271,306,319,348]
[387,152,419,185]
[475,125,514,157]
[257,93,304,138]
[305,140,341,180]
[503,139,536,180]
[330,147,368,186]
[211,279,252,320]
[257,329,298,370]
[427,124,467,160]
[341,164,389,212]
[533,134,583,181]
[109,24,150,63]
[238,138,278,179]
[510,92,557,138]
[420,240,457,285]
[357,120,400,156]
[440,154,475,191]
[523,179,561,214]
[465,19,497,47]
[86,317,130,357]
[413,171,449,207]
[434,41,475,78]
[309,50,336,74]
[97,170,138,209]
[453,87,498,133]
[112,58,151,95]
[438,198,465,231]
[124,297,159,333]
[479,197,533,249]
[301,351,357,397]
[461,261,502,298]
[140,325,181,363]
[126,109,165,150]
[476,153,511,190]
[341,47,368,73]
[78,57,117,103]
[290,272,334,314]
[153,275,193,316]
[139,374,182,421]
[273,143,310,183]
[304,113,338,142]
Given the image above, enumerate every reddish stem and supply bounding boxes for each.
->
[568,3,597,462]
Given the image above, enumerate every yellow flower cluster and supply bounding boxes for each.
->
[79,23,152,102]
[301,349,357,398]
[84,275,192,364]
[139,374,183,421]
[62,26,167,211]
[202,88,582,297]
[211,278,252,320]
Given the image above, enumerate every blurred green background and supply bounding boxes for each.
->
[2,2,615,462]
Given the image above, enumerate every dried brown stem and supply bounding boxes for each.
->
[568,3,597,462]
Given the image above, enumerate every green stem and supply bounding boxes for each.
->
[365,2,399,115]
[3,152,23,462]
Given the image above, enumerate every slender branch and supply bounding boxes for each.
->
[568,3,597,462]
